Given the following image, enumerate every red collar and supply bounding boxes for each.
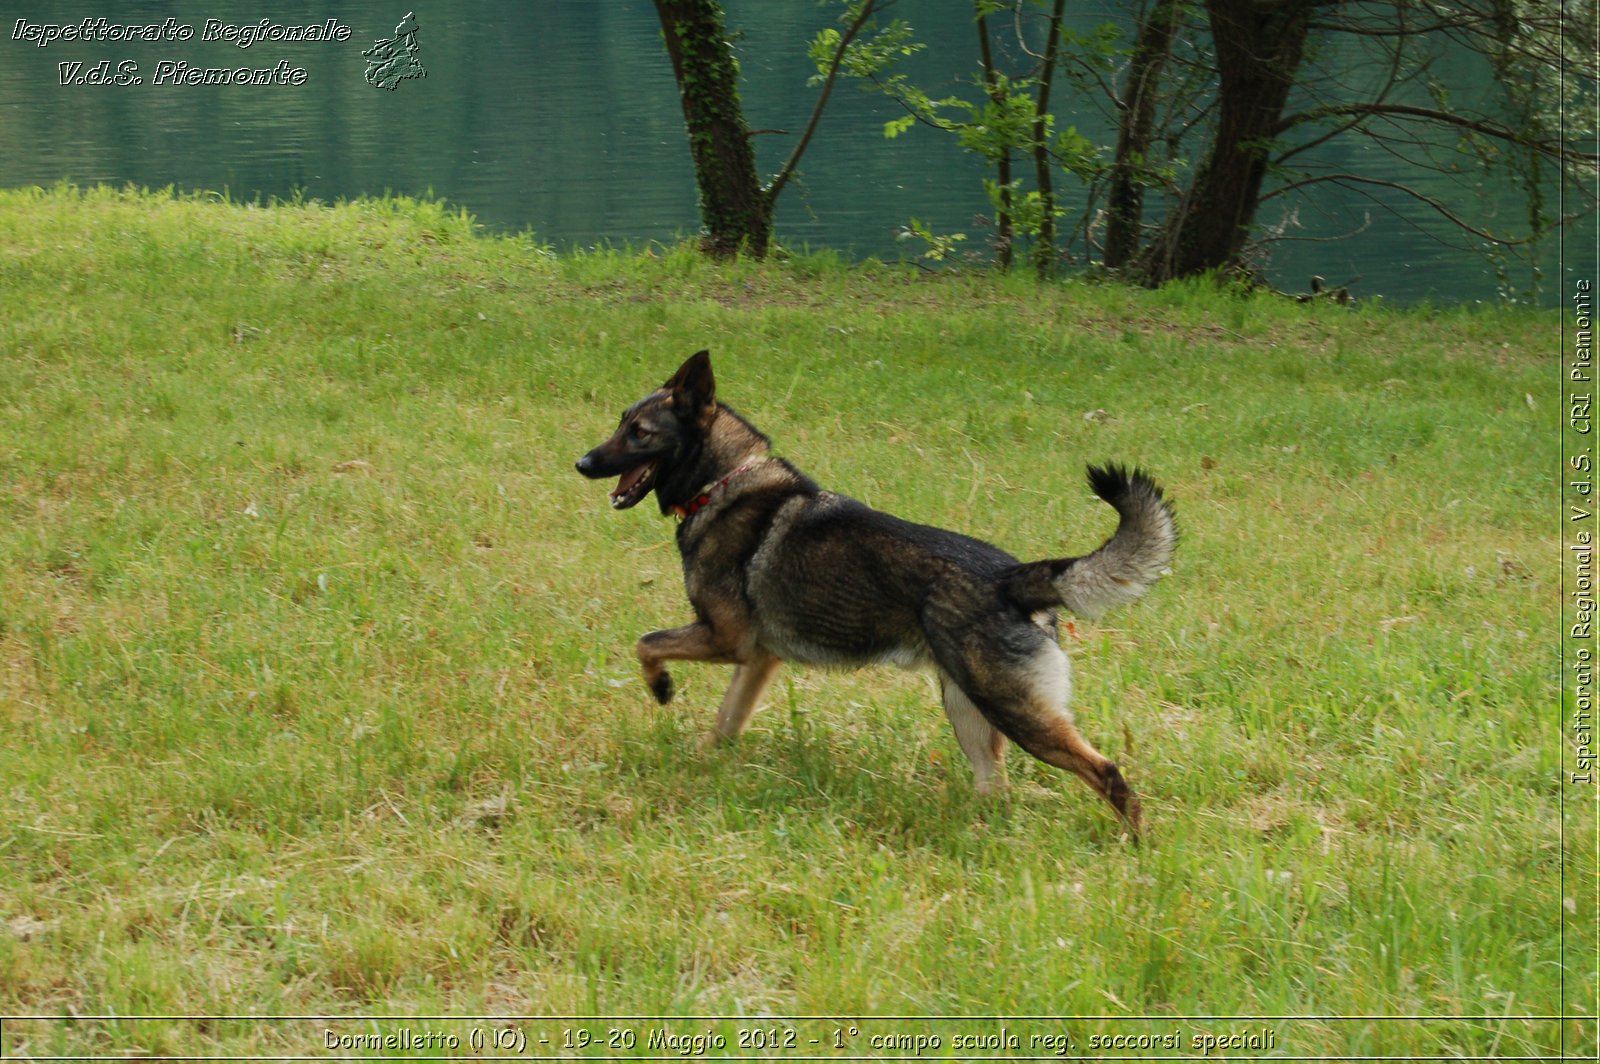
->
[670,457,766,520]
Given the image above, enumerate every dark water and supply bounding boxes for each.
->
[0,1,1583,304]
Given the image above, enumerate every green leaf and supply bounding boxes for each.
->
[808,28,843,73]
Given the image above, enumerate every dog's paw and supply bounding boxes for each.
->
[648,669,674,705]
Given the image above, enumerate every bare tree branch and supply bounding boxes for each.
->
[1279,103,1600,162]
[767,0,881,204]
[1261,172,1557,246]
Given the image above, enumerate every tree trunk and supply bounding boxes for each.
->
[975,7,1014,270]
[1138,0,1317,282]
[1102,0,1183,271]
[1031,0,1067,278]
[654,0,771,257]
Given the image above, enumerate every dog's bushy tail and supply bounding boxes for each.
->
[1002,464,1177,619]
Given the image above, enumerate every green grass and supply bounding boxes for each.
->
[0,184,1587,1058]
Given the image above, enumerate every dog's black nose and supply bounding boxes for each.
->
[576,453,597,477]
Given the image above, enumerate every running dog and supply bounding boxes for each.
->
[576,351,1176,834]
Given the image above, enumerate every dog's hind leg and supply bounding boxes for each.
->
[938,671,1007,795]
[943,637,1142,835]
[709,652,782,744]
[1014,645,1142,834]
[1015,712,1142,836]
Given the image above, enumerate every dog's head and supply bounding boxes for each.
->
[575,349,719,514]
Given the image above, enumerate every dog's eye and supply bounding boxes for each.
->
[628,423,651,441]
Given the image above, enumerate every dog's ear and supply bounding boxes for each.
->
[665,349,716,426]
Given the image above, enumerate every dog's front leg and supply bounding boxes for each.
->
[636,623,739,705]
[710,652,782,743]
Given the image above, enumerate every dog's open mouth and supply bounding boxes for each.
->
[610,462,658,509]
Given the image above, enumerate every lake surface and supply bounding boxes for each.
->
[0,1,1583,304]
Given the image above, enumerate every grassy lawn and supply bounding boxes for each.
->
[0,186,1586,1058]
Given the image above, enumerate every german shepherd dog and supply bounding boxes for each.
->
[576,351,1176,834]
